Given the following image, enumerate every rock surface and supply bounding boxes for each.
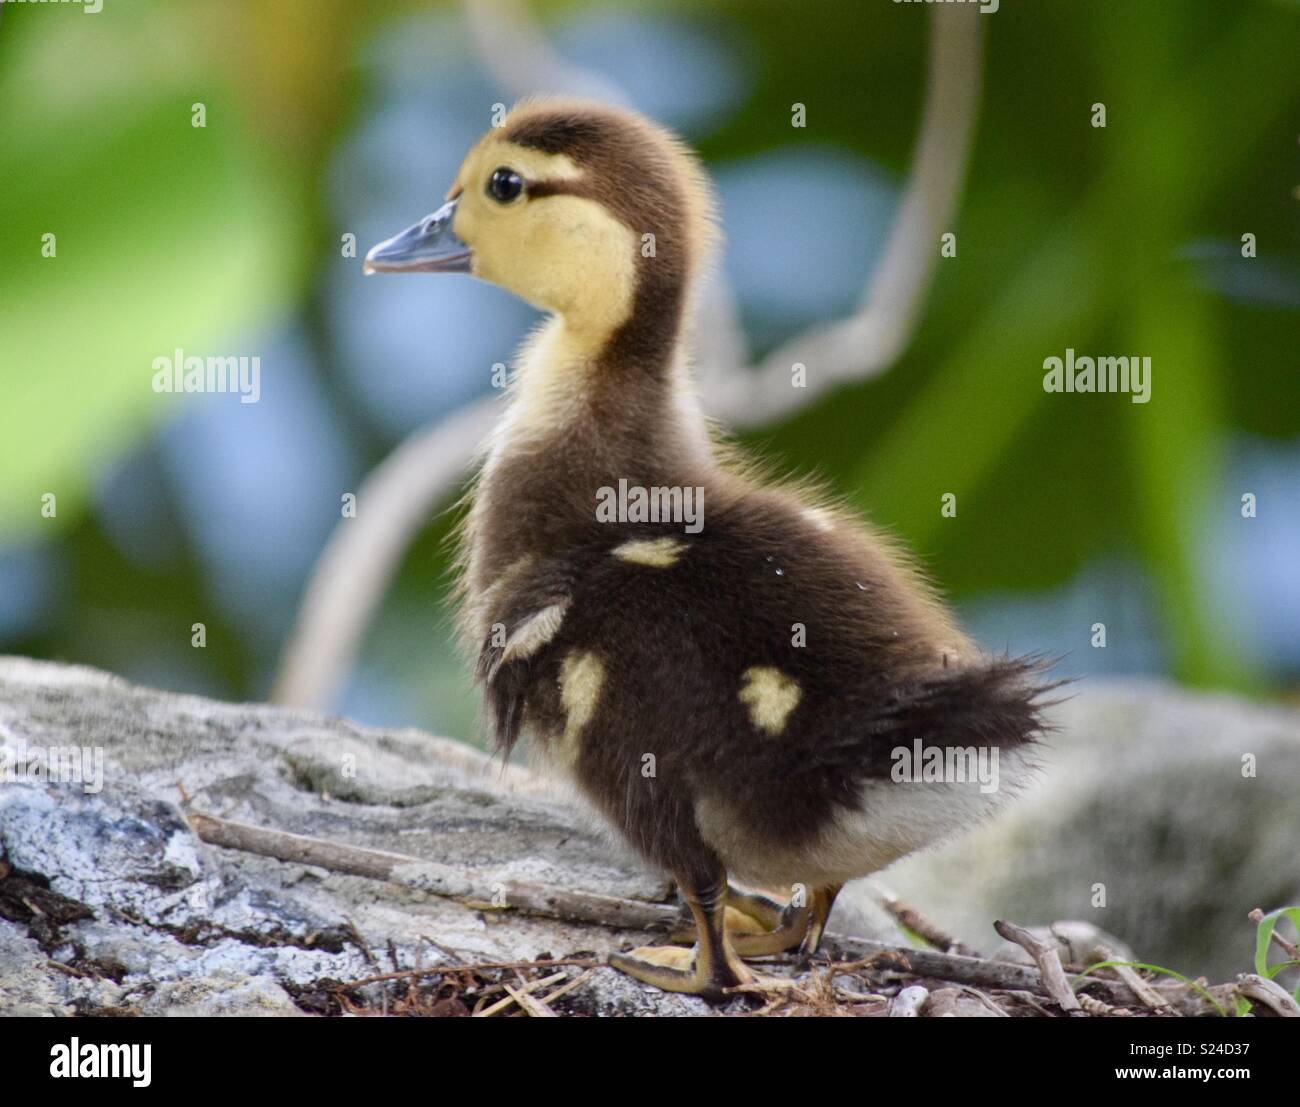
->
[0,656,735,1015]
[867,680,1300,982]
[1,657,1295,1015]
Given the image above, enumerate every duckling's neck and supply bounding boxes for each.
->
[492,307,711,469]
[471,307,714,582]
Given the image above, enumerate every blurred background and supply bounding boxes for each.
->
[1,0,1298,748]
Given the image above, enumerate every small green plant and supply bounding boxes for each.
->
[1252,906,1300,1001]
[1075,907,1300,1017]
[1075,960,1229,1017]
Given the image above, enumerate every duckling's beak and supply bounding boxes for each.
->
[363,198,471,275]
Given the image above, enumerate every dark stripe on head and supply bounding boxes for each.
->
[507,105,695,375]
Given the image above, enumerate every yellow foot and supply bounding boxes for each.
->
[667,884,788,943]
[667,884,841,959]
[667,903,773,945]
[729,901,811,957]
[608,943,753,1000]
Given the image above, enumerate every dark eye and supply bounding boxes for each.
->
[487,167,524,203]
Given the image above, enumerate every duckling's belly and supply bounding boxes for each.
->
[694,751,1034,889]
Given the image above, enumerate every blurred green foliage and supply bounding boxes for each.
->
[0,3,302,536]
[0,0,1297,733]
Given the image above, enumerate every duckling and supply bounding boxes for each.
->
[365,98,1050,999]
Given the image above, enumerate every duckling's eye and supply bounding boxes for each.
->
[487,167,524,204]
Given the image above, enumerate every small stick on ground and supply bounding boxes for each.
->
[1077,992,1129,1017]
[535,968,597,1007]
[994,919,1083,1016]
[475,971,567,1018]
[1237,974,1300,1017]
[888,985,930,1017]
[877,890,980,957]
[504,981,560,1018]
[339,956,598,990]
[188,810,678,931]
[342,916,378,968]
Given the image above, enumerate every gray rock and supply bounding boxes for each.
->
[855,679,1300,982]
[0,921,69,1017]
[0,656,692,1016]
[2,657,1294,1014]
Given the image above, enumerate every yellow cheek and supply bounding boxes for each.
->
[470,196,636,329]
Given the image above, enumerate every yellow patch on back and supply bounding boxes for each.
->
[739,666,801,736]
[556,650,605,764]
[612,537,687,568]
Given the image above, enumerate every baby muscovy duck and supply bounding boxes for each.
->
[365,98,1049,998]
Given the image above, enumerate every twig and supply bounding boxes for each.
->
[535,967,597,1007]
[1055,926,1173,1014]
[953,987,1010,1018]
[460,0,627,105]
[703,5,984,424]
[508,982,560,1017]
[1005,989,1060,1018]
[422,935,466,966]
[993,919,1083,1016]
[475,971,566,1017]
[339,957,597,990]
[824,932,1055,998]
[188,810,678,931]
[888,985,929,1017]
[1077,993,1127,1017]
[342,915,379,968]
[1236,974,1300,1017]
[875,885,980,957]
[271,3,986,712]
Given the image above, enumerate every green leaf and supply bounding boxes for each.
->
[1077,960,1228,1018]
[1253,907,1300,992]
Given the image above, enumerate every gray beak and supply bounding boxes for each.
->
[363,198,471,275]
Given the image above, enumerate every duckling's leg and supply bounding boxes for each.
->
[609,871,753,998]
[798,882,843,956]
[666,883,786,943]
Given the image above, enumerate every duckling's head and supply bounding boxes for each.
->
[366,98,716,356]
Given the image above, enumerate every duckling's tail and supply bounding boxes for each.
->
[862,654,1064,762]
[800,656,1064,785]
